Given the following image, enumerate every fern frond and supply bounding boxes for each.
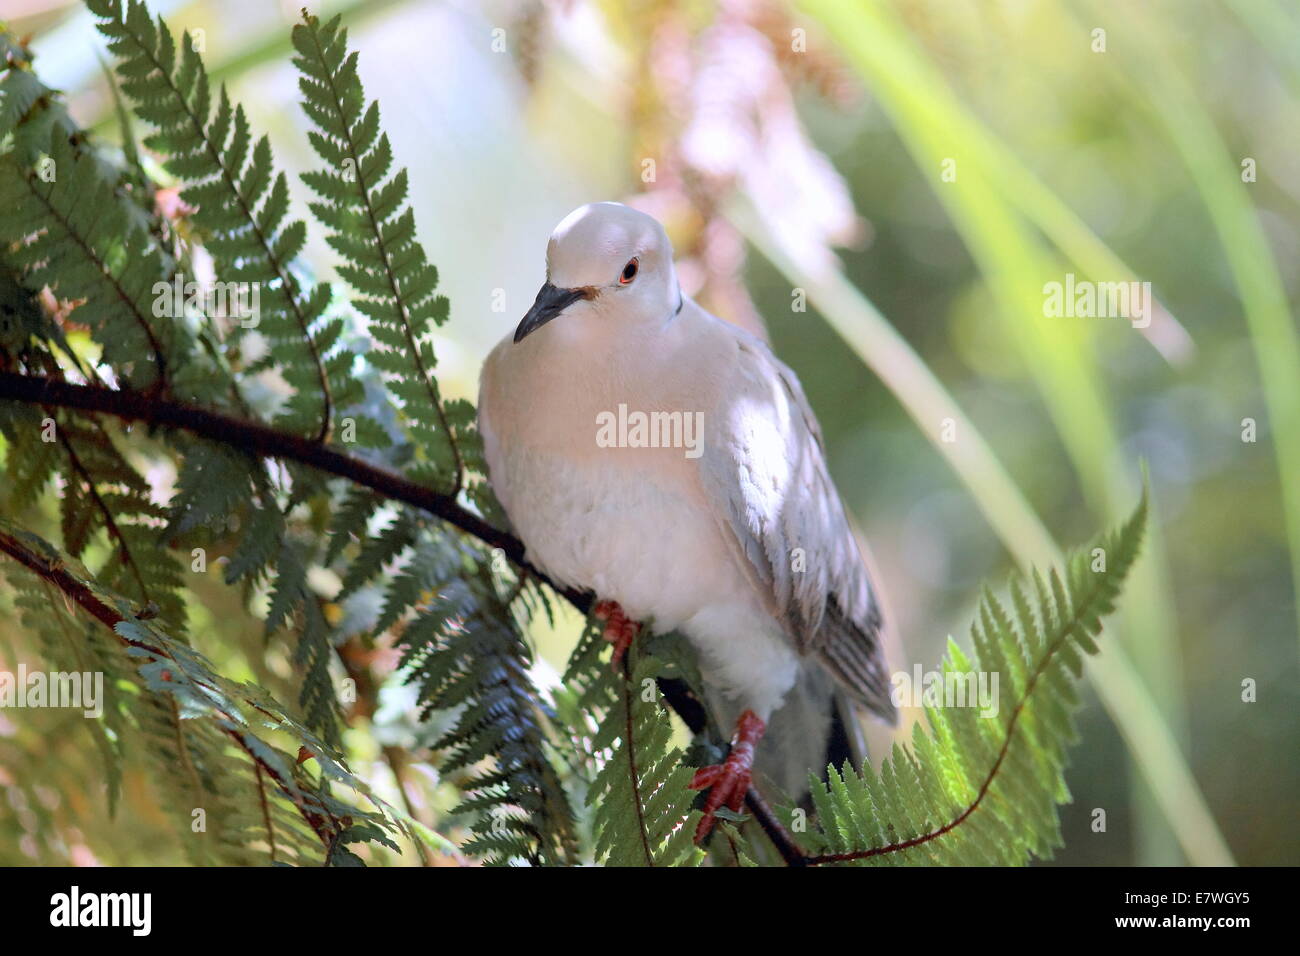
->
[325,486,379,565]
[55,414,187,628]
[583,649,704,867]
[0,133,173,386]
[397,563,576,865]
[0,520,402,864]
[805,492,1149,866]
[86,0,339,440]
[0,400,60,509]
[0,32,83,168]
[291,12,464,489]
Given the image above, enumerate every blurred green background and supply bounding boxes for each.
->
[2,0,1296,865]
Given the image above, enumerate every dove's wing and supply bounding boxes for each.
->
[698,332,896,723]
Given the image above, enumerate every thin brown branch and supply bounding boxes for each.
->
[0,527,126,632]
[743,788,808,867]
[0,370,543,587]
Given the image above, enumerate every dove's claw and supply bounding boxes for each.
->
[593,600,640,670]
[689,709,766,842]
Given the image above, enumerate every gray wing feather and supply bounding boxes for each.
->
[700,336,896,723]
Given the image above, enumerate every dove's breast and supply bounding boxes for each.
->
[482,436,731,630]
[478,326,802,717]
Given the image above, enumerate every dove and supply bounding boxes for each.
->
[478,202,896,841]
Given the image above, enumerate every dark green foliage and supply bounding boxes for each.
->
[56,416,187,627]
[86,0,348,439]
[0,133,173,387]
[385,534,577,865]
[2,6,561,863]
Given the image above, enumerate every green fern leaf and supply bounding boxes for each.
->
[397,565,576,865]
[291,12,464,491]
[87,0,340,440]
[803,491,1149,866]
[584,649,705,867]
[0,133,173,386]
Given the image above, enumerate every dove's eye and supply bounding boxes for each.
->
[619,258,639,284]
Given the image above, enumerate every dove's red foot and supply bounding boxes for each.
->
[689,709,766,842]
[593,600,640,670]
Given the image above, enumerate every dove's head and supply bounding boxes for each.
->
[513,202,681,344]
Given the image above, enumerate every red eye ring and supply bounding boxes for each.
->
[619,257,639,284]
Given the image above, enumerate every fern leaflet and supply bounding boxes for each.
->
[803,492,1148,865]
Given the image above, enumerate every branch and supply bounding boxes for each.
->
[744,789,808,867]
[0,370,810,864]
[0,371,562,592]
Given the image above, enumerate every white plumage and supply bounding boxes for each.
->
[478,202,893,821]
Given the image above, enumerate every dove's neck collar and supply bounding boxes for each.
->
[674,285,684,317]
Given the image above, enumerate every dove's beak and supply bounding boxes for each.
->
[514,282,591,343]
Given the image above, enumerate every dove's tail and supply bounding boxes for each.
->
[827,689,870,775]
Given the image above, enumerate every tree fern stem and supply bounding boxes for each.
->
[617,655,655,866]
[0,372,543,592]
[743,789,808,867]
[253,761,277,864]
